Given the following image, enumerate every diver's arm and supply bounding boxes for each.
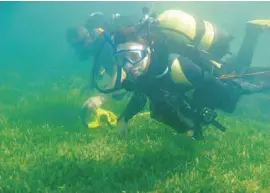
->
[118,92,147,123]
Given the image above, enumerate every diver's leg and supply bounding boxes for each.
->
[234,20,270,73]
[234,24,262,73]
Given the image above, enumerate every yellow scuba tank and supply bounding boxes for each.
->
[153,10,233,60]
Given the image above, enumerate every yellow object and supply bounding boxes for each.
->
[185,130,194,137]
[86,107,117,129]
[200,20,215,51]
[156,10,216,52]
[85,107,150,129]
[96,28,105,35]
[99,67,105,76]
[121,68,127,81]
[170,57,193,86]
[247,20,270,28]
[209,60,222,69]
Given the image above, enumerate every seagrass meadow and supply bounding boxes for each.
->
[1,1,270,193]
[0,71,270,193]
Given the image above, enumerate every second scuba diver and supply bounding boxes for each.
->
[66,11,142,129]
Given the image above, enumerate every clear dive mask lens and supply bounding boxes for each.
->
[113,48,148,67]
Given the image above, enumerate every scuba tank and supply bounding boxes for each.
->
[152,10,234,61]
[135,8,230,78]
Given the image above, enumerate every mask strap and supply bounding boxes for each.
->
[115,65,122,89]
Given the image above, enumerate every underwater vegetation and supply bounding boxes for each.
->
[0,73,270,193]
[1,1,270,192]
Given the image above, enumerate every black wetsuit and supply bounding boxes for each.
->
[118,42,230,137]
[119,57,202,135]
[118,40,270,138]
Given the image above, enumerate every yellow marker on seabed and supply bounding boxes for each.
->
[85,108,117,129]
[85,107,150,129]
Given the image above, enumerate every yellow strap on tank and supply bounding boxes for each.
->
[170,58,192,86]
[199,21,215,51]
[121,68,127,81]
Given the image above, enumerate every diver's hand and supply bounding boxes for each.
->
[115,118,128,138]
[83,94,106,111]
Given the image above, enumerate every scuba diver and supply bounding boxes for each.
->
[85,11,139,33]
[66,11,143,90]
[66,24,129,129]
[96,25,270,140]
[66,11,141,61]
[66,11,145,129]
[81,8,270,132]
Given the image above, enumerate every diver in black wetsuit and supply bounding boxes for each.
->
[66,12,143,129]
[109,27,270,139]
[66,11,141,96]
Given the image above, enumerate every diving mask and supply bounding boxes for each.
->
[113,45,150,67]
